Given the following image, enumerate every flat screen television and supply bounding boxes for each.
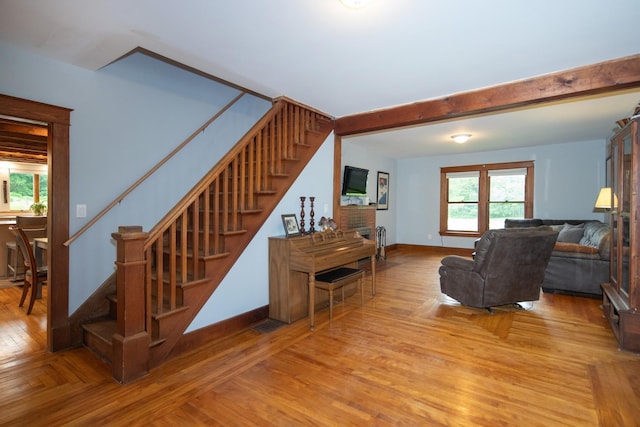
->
[341,165,369,196]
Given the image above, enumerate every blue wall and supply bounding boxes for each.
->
[396,140,606,248]
[342,138,607,250]
[341,141,397,245]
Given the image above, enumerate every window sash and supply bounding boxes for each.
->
[489,173,525,202]
[440,161,533,237]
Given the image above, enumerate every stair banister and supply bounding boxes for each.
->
[64,91,247,247]
[144,100,286,244]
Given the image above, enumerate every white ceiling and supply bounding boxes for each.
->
[1,0,639,158]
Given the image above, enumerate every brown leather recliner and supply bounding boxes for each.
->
[439,227,559,310]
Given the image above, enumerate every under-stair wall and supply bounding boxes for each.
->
[63,51,273,315]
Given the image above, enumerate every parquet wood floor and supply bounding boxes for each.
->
[1,247,639,426]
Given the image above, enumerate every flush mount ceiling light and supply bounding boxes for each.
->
[451,134,471,144]
[340,0,371,9]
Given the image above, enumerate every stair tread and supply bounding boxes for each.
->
[221,229,247,236]
[153,305,190,321]
[239,209,262,215]
[153,271,197,284]
[83,319,117,342]
[204,252,230,261]
[150,338,167,348]
[181,277,210,289]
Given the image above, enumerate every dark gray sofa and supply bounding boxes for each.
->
[504,219,610,297]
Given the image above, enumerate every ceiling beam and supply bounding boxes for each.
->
[334,54,640,136]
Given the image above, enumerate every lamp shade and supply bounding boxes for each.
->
[594,187,618,209]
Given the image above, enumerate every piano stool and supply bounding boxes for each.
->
[312,267,364,330]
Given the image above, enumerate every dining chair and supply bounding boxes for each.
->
[6,215,47,280]
[9,226,48,314]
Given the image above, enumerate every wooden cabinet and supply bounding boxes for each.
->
[602,117,640,353]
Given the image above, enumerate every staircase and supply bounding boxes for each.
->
[81,97,333,383]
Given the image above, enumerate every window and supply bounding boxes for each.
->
[440,161,533,237]
[445,171,479,232]
[0,163,48,212]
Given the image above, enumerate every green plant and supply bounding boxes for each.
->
[30,202,47,216]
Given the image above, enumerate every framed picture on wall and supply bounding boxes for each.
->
[281,214,301,237]
[377,171,389,210]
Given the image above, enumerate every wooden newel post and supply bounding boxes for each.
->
[111,226,150,383]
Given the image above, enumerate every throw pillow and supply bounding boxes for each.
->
[557,222,585,243]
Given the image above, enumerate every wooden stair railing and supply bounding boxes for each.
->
[83,98,334,383]
[64,92,246,247]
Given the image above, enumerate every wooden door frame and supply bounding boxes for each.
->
[0,94,71,351]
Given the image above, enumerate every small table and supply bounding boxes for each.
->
[34,237,47,268]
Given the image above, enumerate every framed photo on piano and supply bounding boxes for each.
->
[281,214,301,237]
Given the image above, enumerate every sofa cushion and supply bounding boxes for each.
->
[579,221,611,260]
[553,242,597,253]
[552,242,601,259]
[557,222,585,243]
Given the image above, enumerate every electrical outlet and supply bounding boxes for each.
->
[427,234,433,240]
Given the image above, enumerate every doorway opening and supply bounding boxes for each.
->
[0,94,71,351]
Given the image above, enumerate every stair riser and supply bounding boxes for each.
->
[152,309,190,341]
[155,253,204,279]
[108,298,117,319]
[151,280,185,310]
[84,330,113,364]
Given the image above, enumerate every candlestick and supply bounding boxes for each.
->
[309,197,315,233]
[299,196,306,234]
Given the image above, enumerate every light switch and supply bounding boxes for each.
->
[76,204,87,218]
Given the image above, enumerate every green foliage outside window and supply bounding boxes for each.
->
[448,176,478,203]
[9,171,48,211]
[447,176,479,231]
[488,175,525,227]
[448,173,525,231]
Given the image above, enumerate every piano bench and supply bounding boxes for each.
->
[313,267,364,329]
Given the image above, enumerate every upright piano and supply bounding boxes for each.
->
[268,229,376,324]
